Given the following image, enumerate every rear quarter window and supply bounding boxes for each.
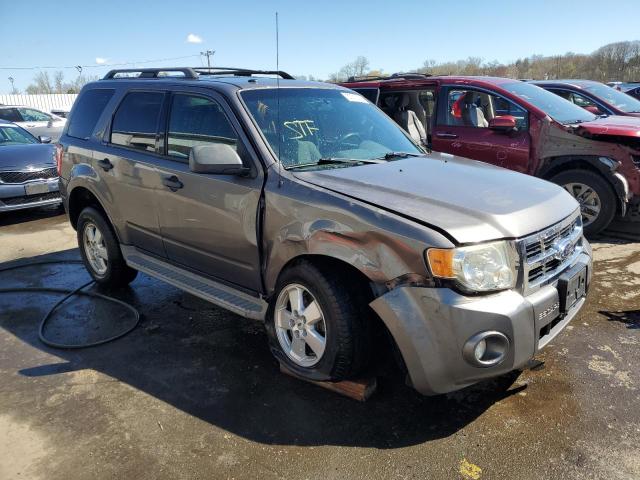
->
[67,89,115,140]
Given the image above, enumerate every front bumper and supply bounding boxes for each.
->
[370,248,592,396]
[0,178,61,212]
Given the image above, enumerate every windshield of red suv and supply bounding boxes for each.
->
[240,88,422,168]
[581,82,640,113]
[503,81,597,125]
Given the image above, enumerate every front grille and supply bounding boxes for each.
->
[0,167,57,184]
[520,214,583,290]
[1,191,60,206]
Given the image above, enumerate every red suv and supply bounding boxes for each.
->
[341,74,640,235]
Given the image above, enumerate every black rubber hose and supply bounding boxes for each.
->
[0,260,140,349]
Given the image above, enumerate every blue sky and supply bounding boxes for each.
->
[2,0,639,93]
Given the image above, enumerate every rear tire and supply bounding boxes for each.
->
[550,169,616,236]
[265,260,371,382]
[77,207,137,287]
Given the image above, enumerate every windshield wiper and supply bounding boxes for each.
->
[317,157,382,165]
[285,157,381,170]
[378,151,424,160]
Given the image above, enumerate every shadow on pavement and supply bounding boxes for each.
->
[599,310,640,329]
[0,204,64,228]
[0,249,524,449]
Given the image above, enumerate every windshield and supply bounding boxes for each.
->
[0,125,39,145]
[241,88,422,169]
[503,81,596,125]
[582,82,640,113]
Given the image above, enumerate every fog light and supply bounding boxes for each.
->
[463,331,510,367]
[474,339,487,361]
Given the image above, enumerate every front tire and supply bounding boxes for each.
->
[77,207,137,287]
[266,260,371,382]
[550,169,616,236]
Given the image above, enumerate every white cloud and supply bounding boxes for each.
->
[95,57,108,65]
[186,33,203,44]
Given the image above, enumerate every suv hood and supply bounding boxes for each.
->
[573,115,640,137]
[293,153,578,244]
[0,144,55,171]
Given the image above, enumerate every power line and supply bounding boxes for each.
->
[200,50,215,69]
[0,55,201,71]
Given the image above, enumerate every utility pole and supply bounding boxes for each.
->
[8,76,15,94]
[201,50,215,69]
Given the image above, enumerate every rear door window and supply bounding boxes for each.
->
[111,91,164,152]
[166,94,238,160]
[67,89,115,139]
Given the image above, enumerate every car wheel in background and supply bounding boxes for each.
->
[550,169,617,236]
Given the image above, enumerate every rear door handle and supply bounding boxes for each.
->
[162,175,183,192]
[97,158,114,171]
[435,132,458,139]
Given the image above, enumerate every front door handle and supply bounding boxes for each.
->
[162,175,183,192]
[97,158,114,171]
[435,132,458,139]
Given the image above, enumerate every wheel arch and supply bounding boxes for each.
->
[539,155,627,214]
[270,253,407,374]
[271,254,376,302]
[67,186,117,236]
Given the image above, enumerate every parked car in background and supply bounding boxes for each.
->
[341,74,640,234]
[622,83,640,101]
[58,67,591,396]
[50,108,71,119]
[530,79,640,117]
[0,105,66,141]
[0,120,61,212]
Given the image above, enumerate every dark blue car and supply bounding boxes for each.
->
[0,119,61,212]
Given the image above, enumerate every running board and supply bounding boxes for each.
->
[121,246,267,320]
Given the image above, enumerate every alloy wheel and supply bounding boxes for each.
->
[563,182,602,227]
[274,284,327,367]
[83,222,108,275]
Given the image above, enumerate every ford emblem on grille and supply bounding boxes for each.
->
[552,238,575,261]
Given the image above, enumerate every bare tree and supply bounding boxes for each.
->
[25,71,54,94]
[24,71,99,94]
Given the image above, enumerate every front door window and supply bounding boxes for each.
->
[440,88,528,130]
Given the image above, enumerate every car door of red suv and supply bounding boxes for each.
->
[431,86,531,173]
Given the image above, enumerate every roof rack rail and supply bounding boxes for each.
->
[346,74,390,82]
[346,72,431,82]
[102,67,199,80]
[193,67,294,79]
[390,72,432,79]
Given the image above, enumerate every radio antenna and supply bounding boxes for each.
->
[275,11,283,187]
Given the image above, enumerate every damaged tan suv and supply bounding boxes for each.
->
[58,68,592,395]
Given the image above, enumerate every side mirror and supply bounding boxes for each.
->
[583,105,602,115]
[189,143,249,175]
[39,136,52,144]
[488,115,517,132]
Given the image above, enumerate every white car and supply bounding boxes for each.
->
[0,105,66,141]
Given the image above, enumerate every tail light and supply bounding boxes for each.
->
[55,144,63,176]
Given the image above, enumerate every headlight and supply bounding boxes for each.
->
[426,241,517,292]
